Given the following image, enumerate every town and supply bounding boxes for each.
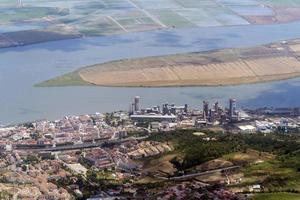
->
[0,96,300,199]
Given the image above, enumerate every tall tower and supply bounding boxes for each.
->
[214,101,220,119]
[134,96,140,112]
[129,103,135,114]
[184,104,188,113]
[203,101,209,119]
[209,109,215,123]
[214,102,219,112]
[215,101,219,113]
[17,0,23,7]
[229,98,237,119]
[162,103,169,115]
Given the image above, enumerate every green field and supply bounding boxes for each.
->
[0,0,17,7]
[1,0,300,48]
[76,16,124,36]
[150,9,195,27]
[252,192,300,200]
[1,0,299,45]
[36,72,91,87]
[0,7,66,24]
[0,0,288,34]
[242,157,300,191]
[259,0,300,6]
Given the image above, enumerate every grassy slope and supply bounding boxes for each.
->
[35,72,92,87]
[252,192,300,200]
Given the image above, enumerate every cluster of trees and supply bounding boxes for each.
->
[0,191,12,200]
[149,130,244,170]
[23,154,39,164]
[149,129,300,171]
[243,134,300,155]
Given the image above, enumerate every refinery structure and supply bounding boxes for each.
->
[129,96,242,125]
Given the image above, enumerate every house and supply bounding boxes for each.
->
[84,148,115,170]
[249,184,262,192]
[65,163,87,175]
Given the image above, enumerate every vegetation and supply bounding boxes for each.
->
[242,133,300,155]
[252,192,300,200]
[148,130,300,190]
[36,72,91,87]
[23,155,40,164]
[0,191,12,200]
[0,7,67,24]
[148,130,239,170]
[86,169,121,190]
[54,173,98,200]
[242,152,300,192]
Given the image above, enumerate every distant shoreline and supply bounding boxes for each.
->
[38,39,300,88]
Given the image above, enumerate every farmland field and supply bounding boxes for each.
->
[252,193,300,200]
[1,0,300,48]
[76,56,300,87]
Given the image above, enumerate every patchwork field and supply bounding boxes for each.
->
[40,39,300,87]
[1,0,300,48]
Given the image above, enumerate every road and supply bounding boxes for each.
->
[155,165,241,181]
[15,136,148,152]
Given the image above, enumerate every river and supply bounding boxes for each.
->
[1,21,300,124]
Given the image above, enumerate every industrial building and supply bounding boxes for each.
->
[130,114,177,122]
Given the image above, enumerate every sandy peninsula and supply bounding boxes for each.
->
[39,39,300,87]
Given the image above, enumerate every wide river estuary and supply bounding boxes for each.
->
[2,21,300,124]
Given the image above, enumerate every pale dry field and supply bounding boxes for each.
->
[79,56,300,87]
[289,44,300,53]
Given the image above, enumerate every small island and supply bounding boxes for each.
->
[38,39,300,87]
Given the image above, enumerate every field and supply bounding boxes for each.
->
[139,153,178,176]
[78,56,300,87]
[225,149,300,194]
[289,43,300,55]
[223,149,274,165]
[1,0,300,48]
[252,193,300,200]
[40,39,300,87]
[36,71,91,87]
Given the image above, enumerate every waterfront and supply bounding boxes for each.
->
[2,21,300,124]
